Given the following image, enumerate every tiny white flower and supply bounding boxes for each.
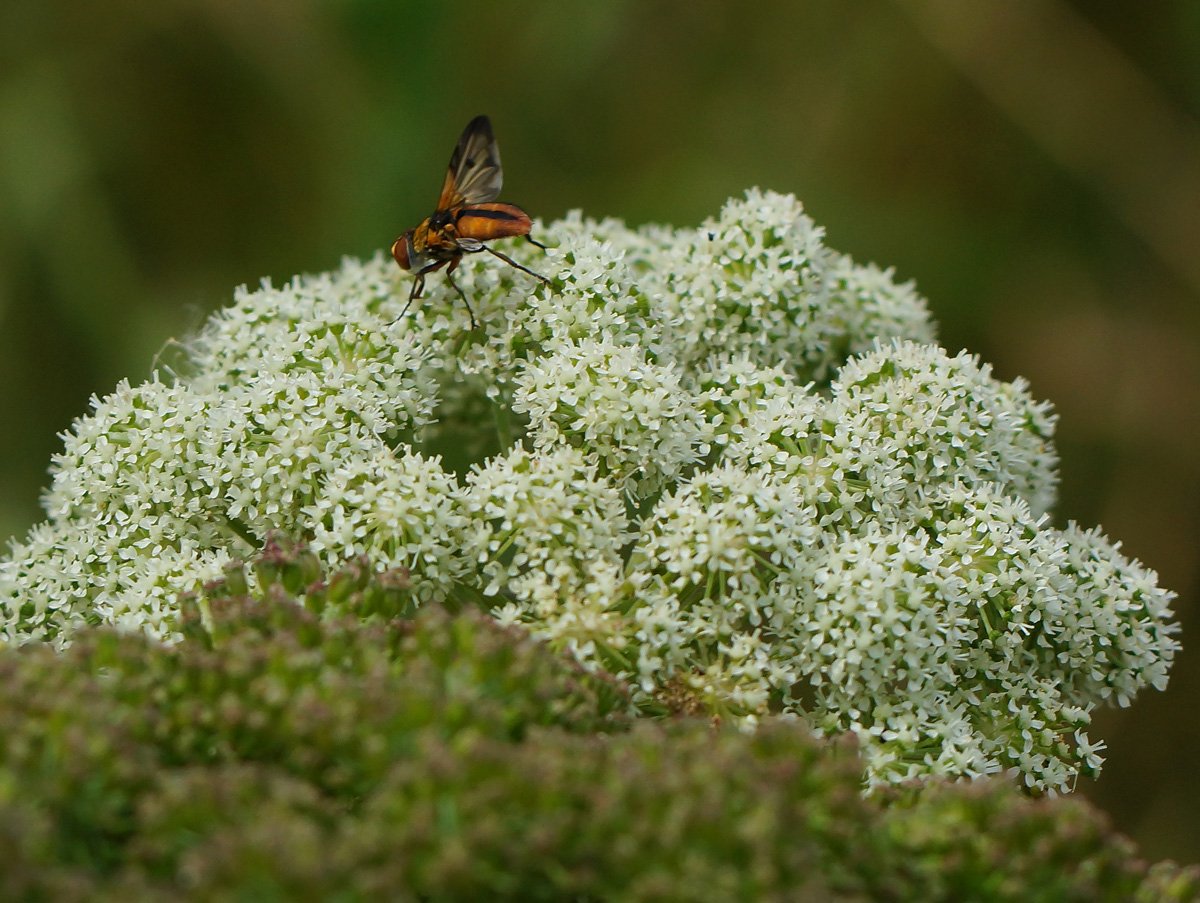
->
[0,193,1178,792]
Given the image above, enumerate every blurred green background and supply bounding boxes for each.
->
[1,0,1197,864]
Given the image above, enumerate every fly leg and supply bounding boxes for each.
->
[482,245,553,289]
[443,255,478,330]
[393,272,426,325]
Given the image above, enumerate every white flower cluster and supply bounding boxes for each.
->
[0,189,1179,790]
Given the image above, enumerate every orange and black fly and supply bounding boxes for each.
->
[392,115,551,328]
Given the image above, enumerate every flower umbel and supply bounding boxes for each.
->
[0,189,1179,790]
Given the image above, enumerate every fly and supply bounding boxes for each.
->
[392,115,552,328]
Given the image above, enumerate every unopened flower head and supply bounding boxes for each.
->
[0,189,1179,791]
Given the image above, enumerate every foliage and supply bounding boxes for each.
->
[0,545,1193,902]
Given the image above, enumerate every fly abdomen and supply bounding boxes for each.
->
[455,203,532,242]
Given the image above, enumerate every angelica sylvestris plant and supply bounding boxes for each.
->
[0,189,1179,791]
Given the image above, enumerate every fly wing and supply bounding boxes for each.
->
[436,115,503,210]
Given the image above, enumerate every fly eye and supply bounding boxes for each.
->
[392,234,412,270]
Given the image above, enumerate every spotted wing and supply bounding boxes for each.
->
[436,115,503,211]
